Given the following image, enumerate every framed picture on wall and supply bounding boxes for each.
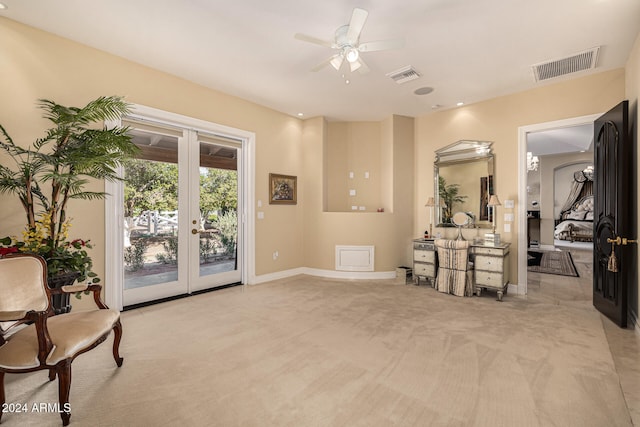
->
[269,173,297,205]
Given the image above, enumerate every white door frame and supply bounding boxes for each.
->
[517,113,601,294]
[105,104,255,311]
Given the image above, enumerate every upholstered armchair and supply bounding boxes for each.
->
[435,239,474,297]
[0,254,123,426]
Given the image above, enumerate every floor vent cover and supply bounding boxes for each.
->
[532,47,600,82]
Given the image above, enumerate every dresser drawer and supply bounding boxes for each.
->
[473,246,508,257]
[414,242,434,251]
[474,255,503,272]
[414,249,435,263]
[475,270,505,288]
[414,262,435,278]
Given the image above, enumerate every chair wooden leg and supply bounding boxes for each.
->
[49,368,56,381]
[0,371,5,424]
[112,319,124,367]
[56,361,72,426]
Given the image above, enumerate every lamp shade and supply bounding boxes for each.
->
[425,197,435,207]
[488,195,501,207]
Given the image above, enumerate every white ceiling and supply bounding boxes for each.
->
[1,0,639,122]
[528,124,594,156]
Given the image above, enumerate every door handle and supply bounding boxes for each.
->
[192,229,214,235]
[607,236,638,246]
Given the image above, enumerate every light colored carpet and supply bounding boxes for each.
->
[2,275,633,426]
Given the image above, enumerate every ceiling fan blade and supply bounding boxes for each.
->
[346,8,368,44]
[358,38,404,52]
[349,59,361,73]
[311,54,343,72]
[356,57,370,75]
[294,33,334,48]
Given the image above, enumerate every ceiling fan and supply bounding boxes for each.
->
[294,7,404,74]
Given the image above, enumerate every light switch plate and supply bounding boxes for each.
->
[257,211,264,219]
[504,199,515,209]
[504,213,514,222]
[504,223,511,233]
[349,189,356,196]
[349,172,354,179]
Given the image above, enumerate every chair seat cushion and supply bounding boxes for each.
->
[0,309,119,369]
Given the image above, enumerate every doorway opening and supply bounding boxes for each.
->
[518,113,601,295]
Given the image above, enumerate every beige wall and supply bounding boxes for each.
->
[626,31,640,323]
[416,69,626,285]
[326,121,382,212]
[303,115,415,271]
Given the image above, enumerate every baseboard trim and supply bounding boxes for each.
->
[250,267,396,284]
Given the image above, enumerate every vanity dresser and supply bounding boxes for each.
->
[412,238,510,301]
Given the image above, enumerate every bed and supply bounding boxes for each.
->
[554,195,594,242]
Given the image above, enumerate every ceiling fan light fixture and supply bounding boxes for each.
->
[349,60,361,72]
[330,55,344,70]
[345,47,359,63]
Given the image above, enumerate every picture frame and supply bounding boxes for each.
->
[269,173,297,205]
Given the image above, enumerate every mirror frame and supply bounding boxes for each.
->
[434,140,494,228]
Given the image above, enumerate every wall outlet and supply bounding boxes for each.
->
[257,211,264,219]
[349,171,354,179]
[349,189,356,196]
[364,171,369,179]
[273,251,278,260]
[351,206,358,210]
[504,199,515,209]
[504,213,514,222]
[504,223,511,233]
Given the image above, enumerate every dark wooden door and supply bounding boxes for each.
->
[593,100,635,328]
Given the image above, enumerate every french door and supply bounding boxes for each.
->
[105,107,251,309]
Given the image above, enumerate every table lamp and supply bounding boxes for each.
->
[425,197,435,238]
[485,194,501,246]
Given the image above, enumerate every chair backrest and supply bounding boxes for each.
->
[435,239,470,271]
[0,254,50,313]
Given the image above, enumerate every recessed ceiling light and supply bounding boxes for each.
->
[431,104,442,110]
[414,87,434,96]
[456,102,465,106]
[297,113,304,117]
[0,3,7,9]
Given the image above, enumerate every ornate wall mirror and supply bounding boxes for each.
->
[434,140,494,228]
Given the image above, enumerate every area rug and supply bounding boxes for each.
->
[528,250,579,277]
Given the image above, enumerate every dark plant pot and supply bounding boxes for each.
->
[48,272,80,315]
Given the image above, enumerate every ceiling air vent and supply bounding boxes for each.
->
[386,66,421,84]
[532,47,600,82]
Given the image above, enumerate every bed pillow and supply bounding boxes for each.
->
[566,210,586,220]
[585,211,594,221]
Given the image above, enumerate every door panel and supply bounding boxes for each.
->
[189,137,241,292]
[593,100,633,327]
[122,127,189,306]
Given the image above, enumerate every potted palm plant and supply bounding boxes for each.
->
[0,96,138,313]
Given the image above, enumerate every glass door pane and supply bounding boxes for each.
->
[122,126,188,305]
[189,137,241,291]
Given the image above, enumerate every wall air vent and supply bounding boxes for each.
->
[532,47,600,82]
[386,66,421,84]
